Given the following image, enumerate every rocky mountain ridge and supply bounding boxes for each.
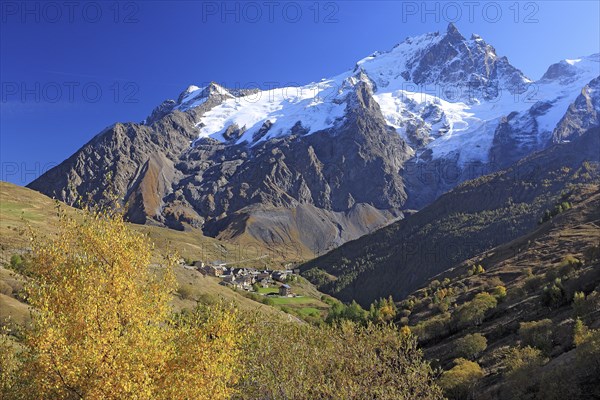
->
[28,23,600,252]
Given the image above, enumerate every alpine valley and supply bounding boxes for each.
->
[4,21,600,400]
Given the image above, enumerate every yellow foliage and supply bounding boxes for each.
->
[0,328,23,395]
[400,325,412,337]
[439,358,484,400]
[573,318,592,347]
[7,206,243,400]
[236,320,443,400]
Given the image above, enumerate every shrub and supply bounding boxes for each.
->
[239,320,444,400]
[452,292,497,328]
[411,313,452,343]
[177,284,195,300]
[368,296,398,323]
[519,319,553,353]
[432,288,450,304]
[399,308,411,318]
[524,275,542,293]
[545,267,560,282]
[538,201,571,224]
[573,291,586,317]
[502,346,547,374]
[437,299,450,313]
[0,332,23,395]
[242,293,256,302]
[454,333,487,360]
[8,255,25,274]
[261,297,275,306]
[572,290,600,323]
[400,297,416,311]
[541,279,566,308]
[506,286,526,302]
[485,276,503,289]
[9,255,22,268]
[492,285,507,302]
[573,318,591,347]
[560,254,581,269]
[538,364,582,400]
[467,264,485,276]
[5,206,245,400]
[326,300,368,324]
[559,254,582,277]
[501,346,547,399]
[574,327,600,384]
[439,358,484,400]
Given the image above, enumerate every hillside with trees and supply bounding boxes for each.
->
[301,127,600,306]
[0,203,442,399]
[399,190,600,398]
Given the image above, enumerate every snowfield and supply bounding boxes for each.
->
[171,26,599,166]
[193,75,350,145]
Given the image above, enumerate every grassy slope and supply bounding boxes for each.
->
[0,181,306,268]
[170,267,287,318]
[0,182,233,260]
[0,181,323,326]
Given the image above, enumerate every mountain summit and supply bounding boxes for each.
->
[28,24,600,252]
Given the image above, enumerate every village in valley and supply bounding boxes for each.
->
[193,260,298,297]
[175,257,333,323]
[172,245,334,322]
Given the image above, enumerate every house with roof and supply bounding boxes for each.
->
[205,264,225,276]
[258,278,270,288]
[238,274,255,286]
[273,271,288,282]
[279,284,291,296]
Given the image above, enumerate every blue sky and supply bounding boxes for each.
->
[1,0,599,185]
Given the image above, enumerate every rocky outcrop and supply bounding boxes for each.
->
[409,23,529,98]
[553,76,600,142]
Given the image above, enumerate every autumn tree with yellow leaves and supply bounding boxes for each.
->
[2,206,244,400]
[236,320,443,400]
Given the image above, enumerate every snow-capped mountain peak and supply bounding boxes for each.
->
[352,23,530,99]
[176,82,234,110]
[540,53,600,84]
[30,24,600,250]
[145,24,598,171]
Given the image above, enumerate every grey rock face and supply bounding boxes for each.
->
[28,80,412,251]
[164,82,412,241]
[409,23,529,99]
[145,100,176,125]
[27,114,196,208]
[488,101,553,170]
[553,76,600,142]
